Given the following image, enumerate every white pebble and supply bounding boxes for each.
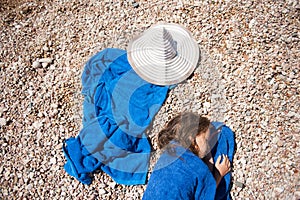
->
[42,62,49,68]
[32,121,43,129]
[50,157,57,165]
[29,172,34,179]
[99,188,107,195]
[32,61,41,68]
[39,58,53,63]
[249,19,257,29]
[0,118,6,126]
[274,187,284,194]
[240,158,247,165]
[203,102,210,108]
[50,65,56,70]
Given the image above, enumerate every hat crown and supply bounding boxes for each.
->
[162,28,177,60]
[150,27,178,62]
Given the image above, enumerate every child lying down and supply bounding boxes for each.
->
[143,112,234,200]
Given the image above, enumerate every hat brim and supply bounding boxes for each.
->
[127,23,200,86]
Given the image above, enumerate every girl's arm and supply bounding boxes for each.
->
[214,154,231,187]
[202,152,214,172]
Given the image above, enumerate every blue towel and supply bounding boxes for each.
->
[211,123,235,200]
[142,123,235,199]
[63,48,169,185]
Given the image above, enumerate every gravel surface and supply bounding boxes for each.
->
[1,0,299,199]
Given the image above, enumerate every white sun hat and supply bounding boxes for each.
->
[127,23,200,86]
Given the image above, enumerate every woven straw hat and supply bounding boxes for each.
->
[127,23,199,85]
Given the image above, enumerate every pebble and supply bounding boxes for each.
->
[50,65,56,70]
[277,140,284,147]
[32,121,43,129]
[132,1,139,8]
[235,181,245,188]
[240,158,247,165]
[29,172,34,179]
[294,191,300,199]
[98,188,107,195]
[274,187,284,194]
[108,182,116,188]
[50,157,57,165]
[32,61,41,68]
[0,118,6,126]
[39,58,53,64]
[249,19,257,29]
[42,62,49,68]
[203,102,210,108]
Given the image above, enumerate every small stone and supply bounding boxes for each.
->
[32,61,41,68]
[27,89,34,96]
[274,187,284,194]
[253,143,258,149]
[249,19,256,29]
[43,46,49,52]
[55,143,63,150]
[211,94,221,99]
[50,157,56,165]
[18,192,23,197]
[272,136,279,144]
[0,118,6,126]
[294,191,300,199]
[183,99,190,105]
[0,107,5,115]
[277,140,284,147]
[130,0,139,8]
[4,170,10,180]
[108,181,116,188]
[235,181,245,188]
[42,62,49,68]
[99,188,107,195]
[51,104,58,108]
[137,188,144,194]
[32,121,43,129]
[203,102,210,108]
[39,58,53,63]
[240,157,247,165]
[286,111,296,118]
[262,142,268,150]
[237,170,244,178]
[273,161,279,168]
[3,189,8,196]
[29,172,34,179]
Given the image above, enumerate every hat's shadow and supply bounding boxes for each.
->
[145,45,227,171]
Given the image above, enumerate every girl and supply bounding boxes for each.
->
[143,112,231,200]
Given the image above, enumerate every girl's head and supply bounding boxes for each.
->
[157,112,211,158]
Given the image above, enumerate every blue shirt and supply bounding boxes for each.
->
[143,145,216,200]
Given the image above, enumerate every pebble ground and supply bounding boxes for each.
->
[0,0,299,199]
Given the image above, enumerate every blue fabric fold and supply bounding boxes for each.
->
[63,48,169,185]
[143,145,216,200]
[211,124,235,200]
[142,123,235,199]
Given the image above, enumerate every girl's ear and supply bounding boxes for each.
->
[190,135,199,153]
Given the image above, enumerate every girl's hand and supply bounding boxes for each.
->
[215,154,231,177]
